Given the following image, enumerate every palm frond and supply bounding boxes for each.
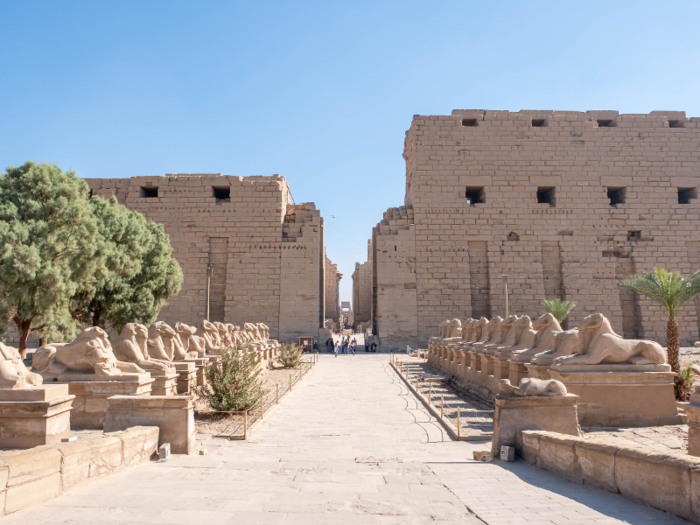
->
[543,298,576,323]
[618,267,700,317]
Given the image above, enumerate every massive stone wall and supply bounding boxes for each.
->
[351,255,371,328]
[324,254,342,323]
[86,174,326,341]
[371,110,700,348]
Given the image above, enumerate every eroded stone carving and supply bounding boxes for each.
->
[147,322,173,361]
[496,316,537,358]
[554,313,666,366]
[196,320,222,354]
[470,317,503,350]
[0,342,42,388]
[112,323,172,372]
[499,377,568,396]
[511,313,563,363]
[481,315,519,355]
[175,322,206,358]
[460,318,478,342]
[531,328,581,366]
[33,327,146,379]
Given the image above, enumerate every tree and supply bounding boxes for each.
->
[71,197,182,332]
[197,340,267,411]
[0,162,102,356]
[278,342,304,368]
[618,268,700,399]
[542,298,576,324]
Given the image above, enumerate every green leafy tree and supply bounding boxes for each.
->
[542,298,576,324]
[71,197,182,332]
[197,340,267,411]
[0,162,102,356]
[619,268,700,399]
[278,342,304,368]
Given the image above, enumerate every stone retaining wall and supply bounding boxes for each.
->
[518,429,700,523]
[0,426,158,516]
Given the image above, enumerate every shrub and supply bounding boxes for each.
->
[679,367,695,401]
[197,340,266,411]
[278,342,304,368]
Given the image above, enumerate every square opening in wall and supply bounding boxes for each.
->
[213,186,231,203]
[466,186,485,206]
[678,187,697,204]
[669,120,684,128]
[607,187,626,206]
[462,118,478,127]
[139,186,158,198]
[627,230,641,242]
[537,186,556,206]
[597,119,614,128]
[531,119,546,127]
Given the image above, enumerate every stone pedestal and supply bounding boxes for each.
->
[0,385,75,448]
[508,361,530,387]
[172,362,196,394]
[549,364,683,427]
[492,357,510,382]
[525,363,552,380]
[186,358,207,387]
[681,389,700,457]
[104,395,195,454]
[51,373,153,429]
[144,370,178,396]
[492,393,581,456]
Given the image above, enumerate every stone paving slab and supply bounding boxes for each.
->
[1,354,690,524]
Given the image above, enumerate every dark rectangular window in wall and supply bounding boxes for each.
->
[139,186,158,198]
[213,186,231,203]
[208,238,229,322]
[678,187,697,204]
[537,187,556,207]
[466,186,485,206]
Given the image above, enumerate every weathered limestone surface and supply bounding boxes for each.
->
[104,395,195,454]
[0,385,74,448]
[371,109,700,348]
[324,253,342,324]
[84,174,327,342]
[0,426,158,516]
[519,429,700,523]
[681,386,700,456]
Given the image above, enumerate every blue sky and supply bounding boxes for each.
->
[1,1,699,302]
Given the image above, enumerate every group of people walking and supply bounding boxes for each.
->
[330,337,357,356]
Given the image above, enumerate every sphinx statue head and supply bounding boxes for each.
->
[0,342,42,389]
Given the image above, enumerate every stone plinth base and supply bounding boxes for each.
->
[104,395,195,454]
[172,362,196,394]
[525,363,552,380]
[493,394,581,456]
[0,385,75,449]
[681,390,700,457]
[508,361,530,387]
[549,365,682,427]
[53,374,153,429]
[144,370,178,396]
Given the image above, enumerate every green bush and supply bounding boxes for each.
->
[197,340,266,411]
[278,342,304,368]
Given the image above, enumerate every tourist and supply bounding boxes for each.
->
[350,341,356,355]
[334,341,339,358]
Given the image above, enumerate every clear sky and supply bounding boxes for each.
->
[1,1,699,303]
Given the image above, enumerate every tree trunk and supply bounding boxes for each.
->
[17,319,31,359]
[92,306,101,327]
[667,316,682,399]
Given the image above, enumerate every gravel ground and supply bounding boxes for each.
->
[195,358,314,436]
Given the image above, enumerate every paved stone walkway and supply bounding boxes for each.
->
[3,355,689,524]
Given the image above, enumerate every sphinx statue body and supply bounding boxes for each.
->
[196,320,222,354]
[33,327,147,381]
[175,322,206,358]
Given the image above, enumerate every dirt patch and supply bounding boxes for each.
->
[195,361,313,436]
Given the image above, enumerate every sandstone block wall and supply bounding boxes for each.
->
[351,256,371,327]
[324,254,342,323]
[371,110,700,348]
[86,174,326,341]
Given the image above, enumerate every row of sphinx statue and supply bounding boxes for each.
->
[431,312,667,367]
[0,319,279,389]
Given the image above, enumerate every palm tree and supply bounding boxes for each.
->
[618,268,700,399]
[543,298,576,324]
